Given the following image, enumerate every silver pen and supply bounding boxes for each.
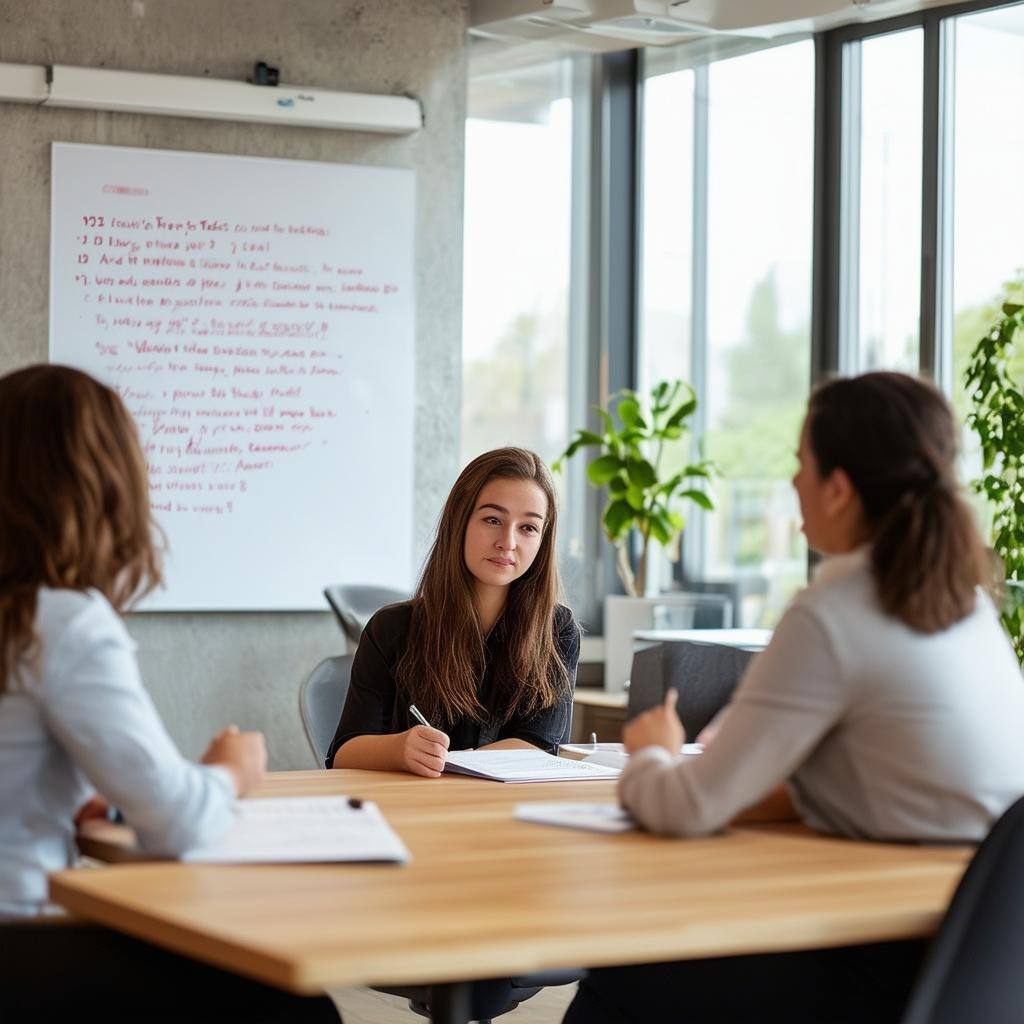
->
[409,704,432,729]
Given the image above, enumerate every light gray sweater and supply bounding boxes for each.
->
[621,548,1024,841]
[0,588,235,916]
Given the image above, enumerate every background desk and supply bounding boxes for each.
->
[633,628,772,651]
[55,770,970,1022]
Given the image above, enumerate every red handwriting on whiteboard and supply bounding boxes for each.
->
[71,215,403,517]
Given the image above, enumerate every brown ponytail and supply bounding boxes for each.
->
[808,372,989,633]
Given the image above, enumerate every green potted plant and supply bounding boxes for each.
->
[964,296,1024,664]
[555,380,717,690]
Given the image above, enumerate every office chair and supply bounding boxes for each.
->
[627,639,757,738]
[323,584,410,647]
[900,794,1024,1024]
[298,655,354,767]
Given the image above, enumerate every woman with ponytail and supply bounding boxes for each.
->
[328,447,579,776]
[563,372,1024,1024]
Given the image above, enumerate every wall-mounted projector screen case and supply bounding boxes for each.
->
[50,142,415,611]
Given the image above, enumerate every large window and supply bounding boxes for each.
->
[951,5,1024,420]
[638,69,693,396]
[850,29,924,373]
[704,42,814,627]
[462,0,1024,636]
[640,40,813,627]
[461,61,576,467]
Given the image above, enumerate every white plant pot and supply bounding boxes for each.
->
[603,592,709,693]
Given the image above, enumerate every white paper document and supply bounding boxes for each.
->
[515,802,636,833]
[559,742,703,772]
[443,749,621,783]
[183,796,410,864]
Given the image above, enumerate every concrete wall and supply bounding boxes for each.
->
[0,0,467,767]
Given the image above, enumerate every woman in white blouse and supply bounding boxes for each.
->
[0,365,340,1023]
[564,371,1024,1024]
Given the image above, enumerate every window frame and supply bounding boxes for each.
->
[462,0,1024,628]
[814,0,1022,390]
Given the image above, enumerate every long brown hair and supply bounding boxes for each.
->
[0,365,162,693]
[397,447,573,727]
[807,371,989,633]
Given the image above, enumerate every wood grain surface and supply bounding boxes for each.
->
[52,769,971,994]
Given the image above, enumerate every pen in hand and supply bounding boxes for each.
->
[404,704,450,779]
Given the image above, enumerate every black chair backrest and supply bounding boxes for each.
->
[323,584,410,646]
[298,655,354,767]
[628,640,757,739]
[901,794,1024,1024]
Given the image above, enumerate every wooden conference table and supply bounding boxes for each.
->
[51,769,972,1024]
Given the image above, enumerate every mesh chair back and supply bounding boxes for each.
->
[323,584,410,646]
[628,639,757,738]
[298,655,354,767]
[901,795,1024,1024]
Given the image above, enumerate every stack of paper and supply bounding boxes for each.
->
[183,796,410,864]
[514,802,636,833]
[443,749,621,783]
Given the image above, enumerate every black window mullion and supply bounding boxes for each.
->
[602,50,640,400]
[590,49,640,614]
[933,19,958,395]
[811,31,845,385]
[919,16,942,381]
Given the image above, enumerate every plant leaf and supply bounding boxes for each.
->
[626,457,657,489]
[603,499,634,540]
[665,398,698,430]
[649,516,672,545]
[625,484,646,510]
[680,488,714,511]
[587,454,625,485]
[617,397,641,428]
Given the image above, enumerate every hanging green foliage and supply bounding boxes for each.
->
[965,299,1024,663]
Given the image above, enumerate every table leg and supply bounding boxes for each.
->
[429,981,472,1024]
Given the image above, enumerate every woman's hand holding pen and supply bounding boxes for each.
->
[401,725,450,777]
[622,688,685,756]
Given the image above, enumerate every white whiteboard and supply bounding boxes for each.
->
[50,142,415,610]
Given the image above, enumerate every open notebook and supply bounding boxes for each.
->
[559,742,703,771]
[183,796,410,864]
[443,749,621,783]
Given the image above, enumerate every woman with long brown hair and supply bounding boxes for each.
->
[563,372,1024,1024]
[0,364,339,1022]
[328,446,579,776]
